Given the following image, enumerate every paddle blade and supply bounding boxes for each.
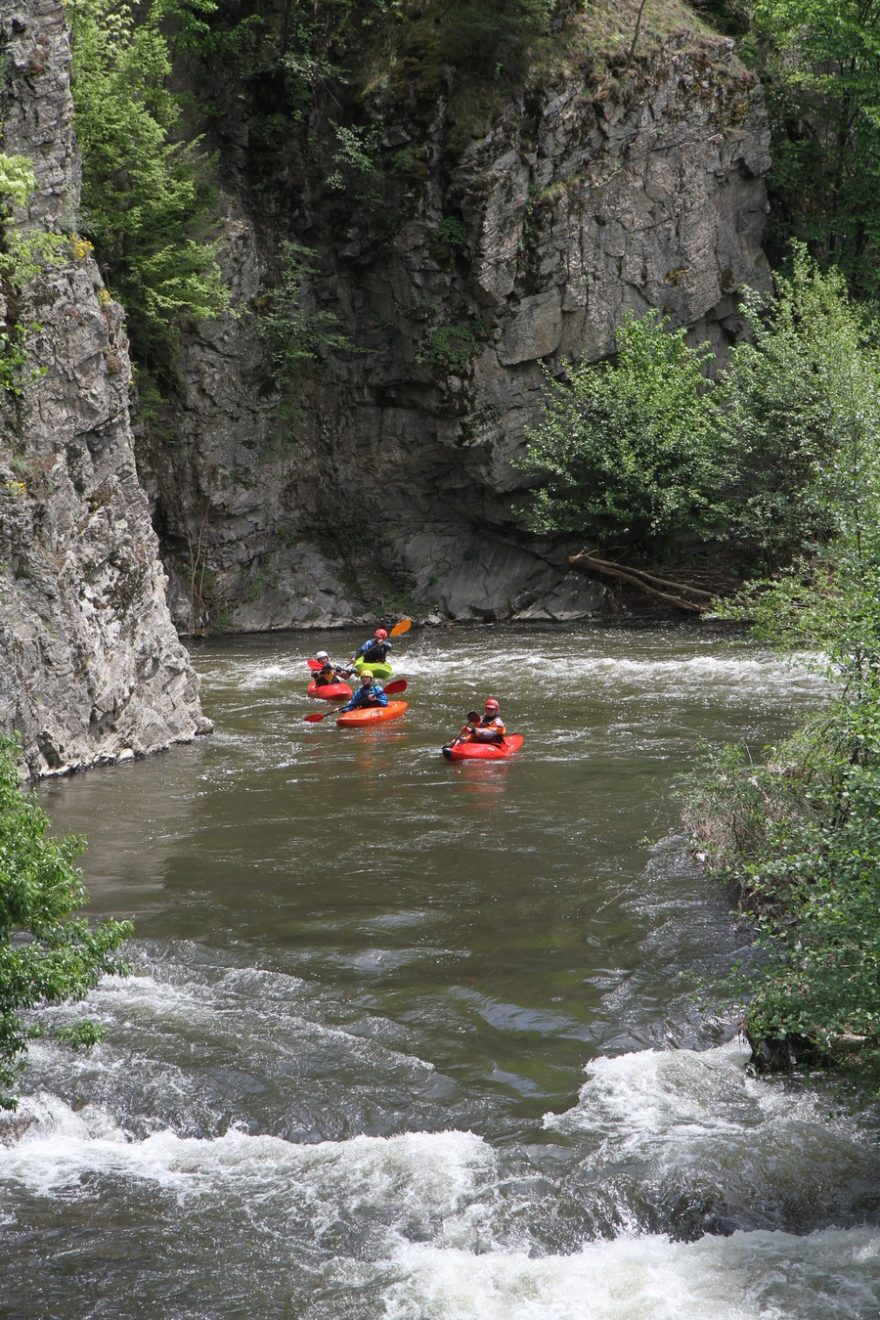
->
[390,619,412,637]
[303,710,334,722]
[306,658,321,670]
[383,679,408,694]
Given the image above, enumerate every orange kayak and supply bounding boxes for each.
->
[307,680,352,701]
[336,700,408,728]
[442,734,524,761]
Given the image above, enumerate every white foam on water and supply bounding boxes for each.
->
[540,1041,874,1203]
[545,1040,757,1136]
[0,1102,495,1229]
[546,1040,826,1132]
[45,965,434,1080]
[380,1224,880,1320]
[399,649,827,706]
[197,658,306,691]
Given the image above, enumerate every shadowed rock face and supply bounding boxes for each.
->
[145,30,769,632]
[0,0,211,778]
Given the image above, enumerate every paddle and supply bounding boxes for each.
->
[443,711,481,752]
[303,679,408,721]
[307,658,353,675]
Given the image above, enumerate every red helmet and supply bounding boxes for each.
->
[375,628,388,639]
[484,698,500,712]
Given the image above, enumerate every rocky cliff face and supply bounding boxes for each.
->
[147,26,770,632]
[0,0,211,778]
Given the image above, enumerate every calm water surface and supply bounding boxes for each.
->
[3,625,880,1319]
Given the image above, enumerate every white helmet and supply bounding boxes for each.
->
[315,650,329,661]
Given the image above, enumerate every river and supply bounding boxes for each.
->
[3,625,880,1319]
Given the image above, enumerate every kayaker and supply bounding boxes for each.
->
[310,651,348,687]
[339,671,389,712]
[466,698,506,744]
[350,627,393,667]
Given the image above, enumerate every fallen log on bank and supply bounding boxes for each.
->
[568,551,715,613]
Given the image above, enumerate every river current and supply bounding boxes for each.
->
[3,625,880,1318]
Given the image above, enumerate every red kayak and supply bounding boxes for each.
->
[307,680,352,702]
[336,700,408,728]
[442,734,524,761]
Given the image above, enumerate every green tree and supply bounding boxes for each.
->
[716,245,880,566]
[0,739,131,1109]
[67,0,230,374]
[747,0,880,294]
[517,310,725,550]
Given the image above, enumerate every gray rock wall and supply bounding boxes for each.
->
[150,29,769,631]
[0,0,211,778]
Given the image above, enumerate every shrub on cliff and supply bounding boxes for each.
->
[0,738,132,1109]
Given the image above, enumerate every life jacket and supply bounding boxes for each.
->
[346,682,388,710]
[313,665,339,686]
[357,639,391,664]
[473,714,506,740]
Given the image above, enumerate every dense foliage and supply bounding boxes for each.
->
[517,311,724,550]
[734,0,880,295]
[686,617,880,1086]
[686,695,880,1081]
[67,0,230,375]
[199,0,560,102]
[680,249,880,1085]
[519,247,879,568]
[0,739,131,1109]
[717,248,880,564]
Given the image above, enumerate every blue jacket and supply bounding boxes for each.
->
[353,638,393,664]
[341,682,388,712]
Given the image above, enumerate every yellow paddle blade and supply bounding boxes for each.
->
[390,619,412,637]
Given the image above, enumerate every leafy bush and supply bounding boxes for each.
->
[686,694,880,1084]
[519,247,880,565]
[0,153,59,398]
[433,216,469,250]
[516,310,725,549]
[716,245,880,566]
[0,738,131,1108]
